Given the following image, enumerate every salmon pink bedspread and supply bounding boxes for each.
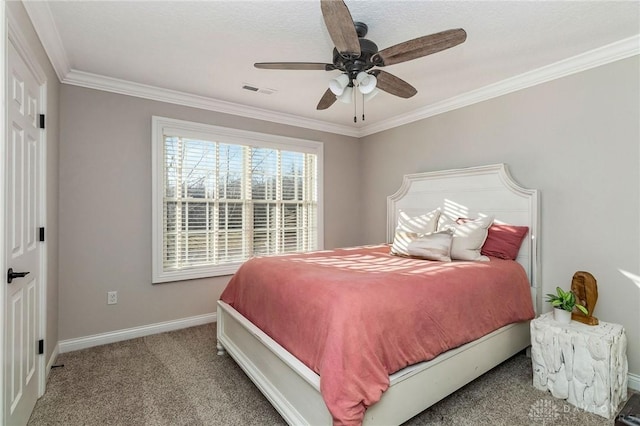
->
[220,244,534,425]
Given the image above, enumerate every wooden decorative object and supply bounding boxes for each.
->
[571,271,599,325]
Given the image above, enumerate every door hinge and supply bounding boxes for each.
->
[38,339,44,355]
[39,227,45,242]
[39,114,45,129]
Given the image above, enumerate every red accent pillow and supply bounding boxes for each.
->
[482,224,529,260]
[456,219,529,260]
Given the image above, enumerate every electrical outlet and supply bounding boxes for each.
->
[107,291,118,305]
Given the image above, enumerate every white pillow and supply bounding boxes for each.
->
[438,215,494,261]
[390,229,454,261]
[396,208,441,234]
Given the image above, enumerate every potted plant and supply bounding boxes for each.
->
[545,287,588,324]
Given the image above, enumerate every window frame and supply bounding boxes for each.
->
[151,116,324,283]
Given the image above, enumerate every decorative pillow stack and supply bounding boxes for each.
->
[479,224,529,260]
[391,208,530,262]
[395,208,440,234]
[438,215,494,261]
[391,209,454,261]
[391,229,455,261]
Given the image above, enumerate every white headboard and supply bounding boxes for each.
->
[387,164,540,313]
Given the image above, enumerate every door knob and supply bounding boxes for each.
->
[7,268,30,284]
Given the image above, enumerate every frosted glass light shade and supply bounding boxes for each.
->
[337,86,353,104]
[356,72,377,94]
[329,74,350,96]
[363,88,379,102]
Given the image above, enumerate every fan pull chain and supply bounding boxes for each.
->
[353,86,357,123]
[362,93,365,121]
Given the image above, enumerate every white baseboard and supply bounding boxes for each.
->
[58,312,216,354]
[46,342,59,377]
[39,342,60,397]
[629,372,640,392]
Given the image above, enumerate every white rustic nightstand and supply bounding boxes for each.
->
[530,312,628,419]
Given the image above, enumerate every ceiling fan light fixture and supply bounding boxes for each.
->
[329,73,350,96]
[257,1,466,119]
[356,72,377,94]
[363,88,379,102]
[337,86,353,104]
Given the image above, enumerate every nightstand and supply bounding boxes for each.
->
[530,312,628,419]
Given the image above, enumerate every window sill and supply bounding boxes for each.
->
[152,262,242,284]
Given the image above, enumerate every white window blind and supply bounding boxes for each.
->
[152,117,323,283]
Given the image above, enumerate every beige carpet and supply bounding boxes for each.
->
[28,323,620,425]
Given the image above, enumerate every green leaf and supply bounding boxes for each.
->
[547,287,583,311]
[576,304,589,315]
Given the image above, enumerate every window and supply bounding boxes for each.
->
[152,117,323,283]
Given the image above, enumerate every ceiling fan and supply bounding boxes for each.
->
[254,0,467,112]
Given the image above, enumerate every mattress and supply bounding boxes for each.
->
[220,244,535,425]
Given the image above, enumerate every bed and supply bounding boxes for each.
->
[216,163,540,425]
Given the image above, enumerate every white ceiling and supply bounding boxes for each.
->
[22,1,640,136]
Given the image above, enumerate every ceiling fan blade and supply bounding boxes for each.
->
[321,0,361,58]
[255,62,336,71]
[372,70,417,98]
[316,88,337,110]
[376,29,467,66]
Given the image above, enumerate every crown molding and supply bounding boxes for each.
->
[21,0,70,81]
[7,7,47,84]
[23,0,639,138]
[360,35,640,136]
[62,69,360,137]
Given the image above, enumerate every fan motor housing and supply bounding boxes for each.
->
[332,38,379,77]
[354,21,368,38]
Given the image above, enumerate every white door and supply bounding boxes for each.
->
[4,40,42,426]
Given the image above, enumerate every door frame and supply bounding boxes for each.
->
[1,4,49,423]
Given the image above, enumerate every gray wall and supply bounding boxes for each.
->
[58,85,361,340]
[360,57,640,376]
[8,1,60,364]
[56,46,639,378]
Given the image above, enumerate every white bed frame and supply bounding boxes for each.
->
[217,163,540,425]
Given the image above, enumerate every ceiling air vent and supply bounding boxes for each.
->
[242,83,276,95]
